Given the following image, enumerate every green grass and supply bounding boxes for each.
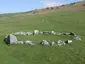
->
[0,10,85,64]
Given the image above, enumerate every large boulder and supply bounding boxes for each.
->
[4,34,18,44]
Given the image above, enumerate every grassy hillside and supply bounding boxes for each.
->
[0,2,85,64]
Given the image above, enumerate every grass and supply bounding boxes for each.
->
[0,9,85,64]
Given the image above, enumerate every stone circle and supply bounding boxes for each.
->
[4,30,81,46]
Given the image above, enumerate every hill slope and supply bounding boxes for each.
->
[0,2,85,64]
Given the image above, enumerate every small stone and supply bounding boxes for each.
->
[33,30,39,35]
[73,36,81,41]
[57,40,66,46]
[17,41,24,44]
[24,40,34,45]
[40,40,49,45]
[51,31,56,35]
[65,40,72,44]
[50,42,56,45]
[69,32,76,36]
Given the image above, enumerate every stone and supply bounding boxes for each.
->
[39,31,43,34]
[4,34,18,44]
[24,40,34,45]
[63,33,70,36]
[56,32,62,35]
[17,41,24,44]
[43,31,51,34]
[40,40,49,45]
[49,42,56,45]
[26,32,33,35]
[20,31,24,35]
[73,36,81,40]
[51,31,56,35]
[69,32,76,36]
[14,32,21,35]
[33,30,39,35]
[4,35,10,44]
[57,40,66,46]
[65,40,72,44]
[23,32,27,35]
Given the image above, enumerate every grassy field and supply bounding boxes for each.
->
[0,8,85,64]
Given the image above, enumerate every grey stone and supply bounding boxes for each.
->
[43,31,51,34]
[33,30,39,35]
[39,31,43,34]
[4,34,17,44]
[24,40,34,45]
[69,32,76,36]
[23,32,27,35]
[26,32,33,35]
[65,40,72,44]
[14,32,21,35]
[40,40,49,45]
[51,31,56,35]
[73,36,81,40]
[57,40,66,46]
[49,42,56,45]
[63,33,70,36]
[20,31,25,35]
[56,32,62,35]
[17,41,24,44]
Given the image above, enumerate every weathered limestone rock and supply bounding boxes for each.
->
[4,34,18,44]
